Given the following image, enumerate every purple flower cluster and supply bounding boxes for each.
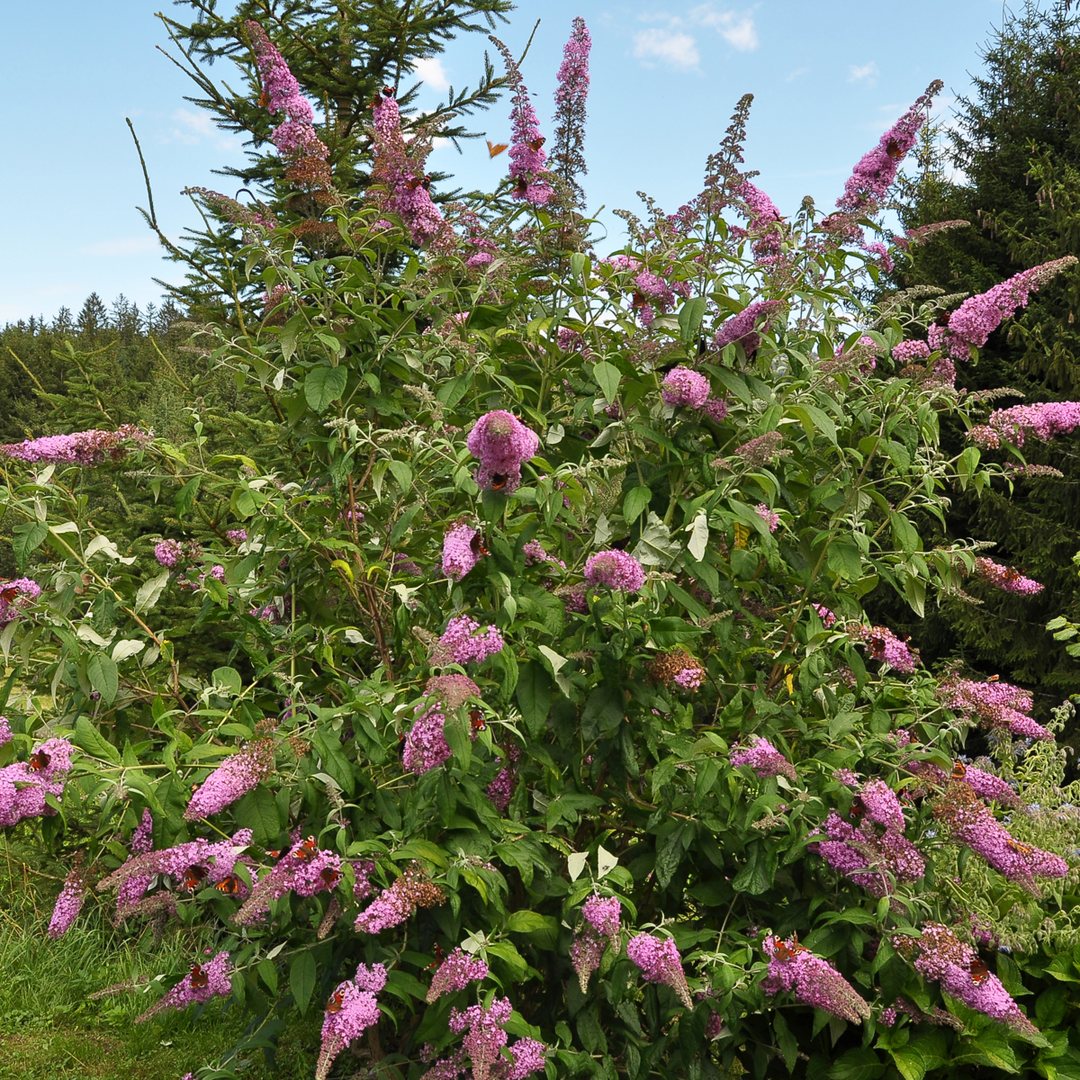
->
[0,716,10,747]
[572,896,622,991]
[0,425,150,465]
[491,38,552,206]
[135,951,233,1023]
[903,922,1036,1034]
[442,524,483,581]
[909,760,1019,808]
[235,843,342,925]
[712,300,782,354]
[812,603,837,628]
[449,997,546,1080]
[737,180,784,259]
[316,964,386,1080]
[969,399,1080,450]
[116,809,156,917]
[762,936,870,1024]
[0,738,75,827]
[930,257,1077,361]
[48,862,88,939]
[554,18,590,112]
[427,947,489,1003]
[626,933,693,1008]
[154,540,183,568]
[185,738,275,820]
[431,616,505,666]
[893,340,931,364]
[226,529,248,545]
[246,21,328,161]
[855,624,917,673]
[404,707,452,775]
[632,271,679,328]
[354,866,444,933]
[0,578,41,625]
[862,241,894,274]
[729,736,796,782]
[836,82,941,214]
[974,556,1043,596]
[523,539,565,569]
[936,675,1052,741]
[661,367,710,409]
[486,746,520,813]
[584,550,646,594]
[755,504,780,533]
[467,411,540,493]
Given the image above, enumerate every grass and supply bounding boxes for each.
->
[0,832,319,1080]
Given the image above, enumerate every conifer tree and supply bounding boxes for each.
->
[890,0,1080,726]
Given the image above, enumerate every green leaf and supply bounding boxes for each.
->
[593,361,622,403]
[257,959,279,996]
[87,653,119,706]
[516,661,553,737]
[212,667,243,696]
[678,296,708,344]
[73,716,121,764]
[12,522,47,570]
[888,1044,929,1080]
[290,951,317,1015]
[632,513,681,567]
[623,486,652,524]
[388,459,413,494]
[304,366,348,412]
[233,787,280,844]
[507,910,558,934]
[135,570,171,614]
[174,476,201,518]
[826,538,864,581]
[828,1048,886,1080]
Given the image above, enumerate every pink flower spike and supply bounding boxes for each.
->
[426,947,489,1003]
[442,524,483,581]
[316,964,386,1080]
[584,550,646,594]
[974,556,1043,596]
[627,933,693,1008]
[763,936,870,1024]
[135,951,233,1022]
[491,37,552,205]
[729,736,796,782]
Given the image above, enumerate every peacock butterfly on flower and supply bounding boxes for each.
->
[28,749,50,771]
[513,177,529,198]
[292,836,318,861]
[326,989,345,1013]
[470,532,488,557]
[491,474,509,492]
[215,875,241,895]
[189,964,209,989]
[526,136,545,152]
[0,582,23,603]
[426,942,446,970]
[969,958,990,985]
[320,867,341,888]
[772,934,806,961]
[182,865,209,892]
[469,708,486,733]
[885,139,903,161]
[849,795,867,821]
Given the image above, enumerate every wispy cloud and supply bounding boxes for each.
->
[785,66,809,82]
[634,5,758,70]
[162,108,244,152]
[412,57,450,92]
[848,61,879,84]
[634,27,700,68]
[77,237,161,258]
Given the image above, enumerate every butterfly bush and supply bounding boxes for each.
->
[572,895,621,990]
[0,739,75,827]
[354,866,445,933]
[661,367,710,409]
[467,411,539,493]
[48,861,88,939]
[729,736,796,781]
[404,706,452,775]
[0,578,40,625]
[0,426,149,465]
[762,936,871,1024]
[184,738,274,820]
[712,299,782,353]
[550,17,590,202]
[426,948,489,1003]
[627,933,693,1008]
[583,550,645,593]
[316,963,386,1080]
[136,951,233,1023]
[968,399,1080,449]
[442,523,482,581]
[235,845,342,925]
[936,675,1053,741]
[431,616,505,666]
[974,556,1043,595]
[492,37,552,205]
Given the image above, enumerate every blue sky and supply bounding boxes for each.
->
[1,0,1006,325]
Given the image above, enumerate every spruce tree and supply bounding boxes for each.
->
[889,0,1080,729]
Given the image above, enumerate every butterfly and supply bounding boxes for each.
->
[849,795,867,821]
[631,291,648,309]
[1006,838,1033,856]
[292,836,318,861]
[0,582,24,603]
[491,473,509,492]
[404,175,432,191]
[215,875,241,895]
[182,865,209,892]
[952,760,967,779]
[969,958,990,985]
[487,140,509,158]
[28,750,51,771]
[527,136,545,152]
[513,177,529,198]
[397,732,407,758]
[988,674,1000,682]
[772,934,807,961]
[885,138,903,161]
[427,942,446,970]
[382,85,396,98]
[320,867,342,888]
[189,964,209,990]
[326,989,345,1014]
[469,708,486,733]
[470,532,489,557]
[869,634,886,655]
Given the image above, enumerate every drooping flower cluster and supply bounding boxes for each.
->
[135,951,233,1023]
[853,623,917,673]
[729,736,796,782]
[648,649,706,692]
[492,37,552,205]
[442,523,483,581]
[487,743,520,813]
[523,539,565,569]
[467,411,540,493]
[572,895,622,991]
[234,842,342,924]
[737,179,784,259]
[661,367,710,409]
[0,738,76,827]
[712,300,781,354]
[184,738,275,821]
[762,936,870,1024]
[431,616,506,666]
[756,504,780,533]
[893,339,931,364]
[908,759,1020,808]
[370,94,449,246]
[836,81,941,214]
[812,603,837,627]
[893,922,1036,1034]
[246,21,328,161]
[968,399,1080,449]
[731,430,784,468]
[182,187,278,234]
[973,556,1043,596]
[931,783,1066,894]
[631,270,683,328]
[316,963,387,1080]
[427,947,489,1003]
[0,425,150,465]
[584,550,646,594]
[48,860,88,939]
[930,257,1077,361]
[626,933,693,1008]
[354,864,445,933]
[116,809,155,918]
[0,578,41,625]
[550,17,591,203]
[403,706,452,775]
[936,675,1052,741]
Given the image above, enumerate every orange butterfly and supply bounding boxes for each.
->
[487,140,509,158]
[527,136,545,152]
[182,865,209,892]
[404,175,431,191]
[1007,838,1033,856]
[320,867,342,888]
[952,761,967,779]
[189,964,209,989]
[470,708,486,733]
[885,138,902,161]
[28,750,50,771]
[215,875,241,895]
[772,934,807,961]
[292,836,318,861]
[969,958,990,985]
[491,473,509,492]
[848,795,866,821]
[326,989,345,1014]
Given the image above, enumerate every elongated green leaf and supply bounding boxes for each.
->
[304,366,347,412]
[73,716,121,763]
[593,360,622,403]
[88,653,119,706]
[12,522,47,570]
[290,951,316,1015]
[623,485,651,524]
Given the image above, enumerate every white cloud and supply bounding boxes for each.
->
[164,108,245,152]
[412,57,450,92]
[633,28,700,69]
[848,61,879,83]
[77,236,162,257]
[691,7,759,51]
[786,67,809,82]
